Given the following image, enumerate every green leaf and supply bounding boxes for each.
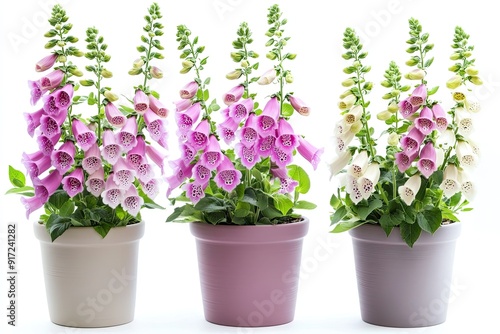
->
[87,92,96,105]
[203,89,209,101]
[204,211,226,225]
[330,193,341,209]
[294,200,317,210]
[166,205,190,222]
[331,220,365,233]
[379,215,395,236]
[93,224,112,238]
[5,186,34,196]
[356,199,383,220]
[417,207,442,234]
[448,192,462,207]
[330,206,347,225]
[281,103,294,117]
[48,190,71,210]
[274,194,294,215]
[255,189,270,210]
[46,214,72,242]
[288,165,310,194]
[9,166,26,188]
[400,221,422,247]
[261,206,283,220]
[59,200,75,217]
[138,186,165,210]
[242,188,258,206]
[194,196,227,213]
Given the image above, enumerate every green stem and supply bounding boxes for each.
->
[142,34,154,89]
[243,43,250,97]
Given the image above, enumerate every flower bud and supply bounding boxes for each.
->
[446,75,462,89]
[448,64,460,72]
[285,73,294,83]
[182,60,194,69]
[364,82,373,90]
[349,120,363,134]
[257,69,276,85]
[387,132,399,146]
[469,76,482,85]
[404,69,426,80]
[180,67,191,74]
[286,53,297,60]
[266,52,277,60]
[57,41,66,47]
[382,93,393,100]
[79,79,94,87]
[339,89,353,99]
[388,102,399,113]
[352,61,361,69]
[231,52,243,62]
[88,122,97,132]
[128,68,142,75]
[133,58,144,69]
[466,67,479,76]
[463,51,472,58]
[103,90,119,102]
[150,66,163,79]
[241,60,249,68]
[381,80,392,88]
[226,69,243,80]
[101,68,113,78]
[405,58,418,66]
[450,53,460,60]
[74,50,85,57]
[341,78,355,87]
[391,89,400,97]
[58,55,67,63]
[377,110,392,121]
[69,68,83,77]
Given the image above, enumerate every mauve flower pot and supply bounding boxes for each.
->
[190,218,309,327]
[34,221,145,327]
[349,222,462,327]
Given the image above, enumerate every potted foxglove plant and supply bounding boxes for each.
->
[6,3,168,327]
[166,4,322,327]
[329,19,481,327]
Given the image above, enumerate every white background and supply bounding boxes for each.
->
[1,0,498,333]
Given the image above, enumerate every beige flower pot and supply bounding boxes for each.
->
[33,221,145,327]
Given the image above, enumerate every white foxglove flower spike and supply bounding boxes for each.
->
[347,151,369,178]
[358,163,381,199]
[398,174,421,206]
[458,170,476,201]
[329,151,352,179]
[440,164,460,198]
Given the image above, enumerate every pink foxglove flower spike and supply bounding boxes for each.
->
[51,141,76,174]
[62,168,84,198]
[105,102,127,128]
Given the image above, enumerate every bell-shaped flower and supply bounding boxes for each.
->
[287,95,310,116]
[51,141,76,174]
[72,119,97,151]
[276,118,299,152]
[113,157,137,189]
[465,137,480,157]
[229,98,253,121]
[85,167,105,197]
[256,97,280,137]
[387,132,399,147]
[193,162,212,186]
[105,102,127,128]
[223,85,244,106]
[347,150,369,178]
[136,156,155,183]
[35,54,57,72]
[414,106,436,135]
[344,105,363,126]
[133,90,149,114]
[335,130,355,154]
[177,142,195,164]
[297,137,324,171]
[37,132,61,156]
[338,94,357,110]
[408,84,427,107]
[21,195,46,219]
[458,170,475,201]
[345,175,363,205]
[214,156,242,193]
[183,182,206,204]
[440,164,460,198]
[271,146,293,168]
[399,98,419,119]
[127,136,146,170]
[42,95,61,116]
[417,142,437,178]
[465,96,480,113]
[29,80,44,106]
[62,168,84,198]
[23,151,51,179]
[395,150,418,173]
[236,143,259,169]
[358,163,381,199]
[121,185,144,216]
[217,116,239,145]
[257,69,277,85]
[102,175,124,209]
[166,159,194,196]
[150,66,163,79]
[188,119,210,150]
[39,69,64,92]
[146,144,167,174]
[176,102,201,133]
[398,174,422,206]
[451,88,467,103]
[174,99,192,112]
[256,134,276,158]
[400,127,425,155]
[200,135,223,170]
[53,84,73,109]
[33,170,62,203]
[238,114,259,148]
[454,107,473,136]
[271,167,298,194]
[24,108,44,137]
[141,178,160,200]
[431,104,448,132]
[40,110,67,139]
[81,143,102,174]
[456,141,477,169]
[117,116,138,152]
[149,95,169,118]
[180,81,199,99]
[101,130,121,164]
[144,109,167,142]
[328,150,352,179]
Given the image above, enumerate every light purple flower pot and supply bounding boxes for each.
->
[190,218,309,327]
[349,223,462,328]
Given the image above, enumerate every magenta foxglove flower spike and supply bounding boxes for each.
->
[51,141,76,174]
[102,175,124,209]
[399,98,419,119]
[22,152,51,180]
[21,195,45,219]
[395,150,418,173]
[117,116,138,152]
[174,99,192,112]
[176,102,201,133]
[271,146,293,168]
[271,167,299,194]
[228,98,253,121]
[400,127,425,155]
[121,185,144,216]
[188,119,210,150]
[72,119,97,151]
[238,114,259,148]
[287,95,310,116]
[136,156,155,183]
[214,156,242,193]
[149,95,169,118]
[62,168,84,198]
[133,90,149,114]
[141,178,160,200]
[35,54,57,72]
[276,118,299,152]
[24,108,44,137]
[37,132,61,156]
[431,104,449,132]
[408,84,427,107]
[223,85,245,106]
[183,182,206,204]
[33,169,63,203]
[180,81,199,99]
[144,109,167,142]
[82,143,102,174]
[42,95,61,116]
[193,162,212,186]
[180,142,196,163]
[256,97,280,136]
[53,84,74,109]
[297,137,324,171]
[417,142,437,178]
[40,110,67,139]
[414,106,436,135]
[112,157,137,189]
[127,136,146,169]
[217,116,239,144]
[105,102,127,128]
[146,144,167,174]
[256,134,276,158]
[85,167,105,197]
[236,143,259,169]
[29,81,43,106]
[166,158,194,196]
[101,129,122,164]
[200,135,223,170]
[39,69,64,92]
